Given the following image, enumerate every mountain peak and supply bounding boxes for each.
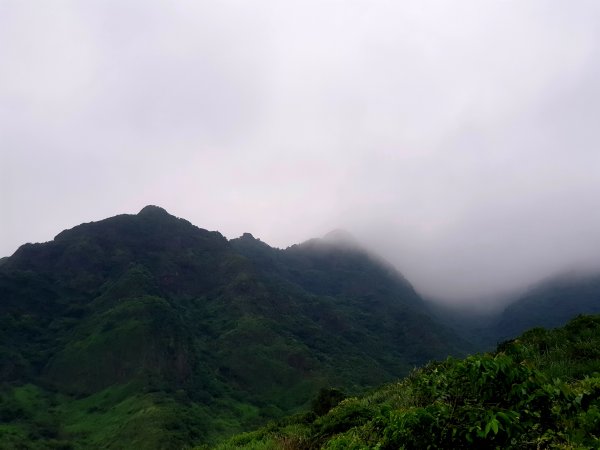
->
[137,205,171,216]
[322,229,359,247]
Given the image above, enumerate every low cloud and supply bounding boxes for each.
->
[2,0,600,303]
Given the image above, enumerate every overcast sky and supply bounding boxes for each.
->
[2,1,600,304]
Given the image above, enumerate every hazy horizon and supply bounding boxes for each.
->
[2,1,600,303]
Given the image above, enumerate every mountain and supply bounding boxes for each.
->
[215,314,600,449]
[424,271,600,350]
[494,271,600,340]
[0,206,466,449]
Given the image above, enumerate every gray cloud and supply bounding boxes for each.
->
[2,0,600,303]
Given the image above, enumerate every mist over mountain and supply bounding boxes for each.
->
[3,1,600,305]
[424,268,600,351]
[493,270,600,340]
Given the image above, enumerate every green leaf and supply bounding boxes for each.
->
[491,418,499,435]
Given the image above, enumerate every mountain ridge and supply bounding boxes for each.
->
[0,205,467,448]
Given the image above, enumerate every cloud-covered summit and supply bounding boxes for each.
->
[2,0,600,303]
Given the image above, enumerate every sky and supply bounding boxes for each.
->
[2,0,600,304]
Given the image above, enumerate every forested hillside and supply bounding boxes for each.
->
[0,206,465,448]
[214,314,600,449]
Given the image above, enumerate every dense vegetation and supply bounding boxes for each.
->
[0,206,465,448]
[213,314,600,449]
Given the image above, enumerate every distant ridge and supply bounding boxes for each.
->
[494,271,600,339]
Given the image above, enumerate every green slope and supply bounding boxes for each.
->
[0,206,465,448]
[214,314,600,449]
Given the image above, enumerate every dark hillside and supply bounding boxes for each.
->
[0,206,465,448]
[494,271,600,340]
